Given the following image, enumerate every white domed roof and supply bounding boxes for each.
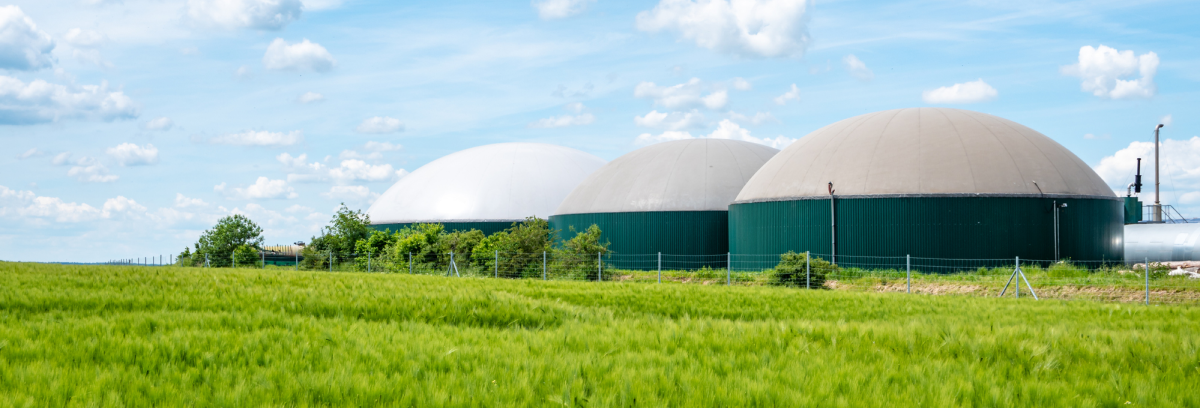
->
[369,143,606,223]
[735,108,1114,202]
[556,139,778,214]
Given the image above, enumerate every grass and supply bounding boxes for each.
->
[2,262,1198,406]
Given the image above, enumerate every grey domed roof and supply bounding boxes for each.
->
[369,143,606,224]
[556,139,778,215]
[735,108,1115,203]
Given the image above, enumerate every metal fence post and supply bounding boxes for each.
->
[805,251,810,289]
[408,252,413,274]
[368,251,372,273]
[262,250,265,269]
[726,252,731,286]
[205,254,209,268]
[658,252,661,284]
[598,252,602,281]
[1145,257,1150,306]
[906,254,911,294]
[232,253,236,269]
[329,250,333,273]
[495,250,499,278]
[543,251,547,280]
[1015,256,1020,299]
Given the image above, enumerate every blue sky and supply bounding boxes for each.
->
[1,0,1198,262]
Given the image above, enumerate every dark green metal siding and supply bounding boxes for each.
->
[370,221,515,236]
[1124,197,1143,224]
[551,211,728,269]
[729,196,1123,263]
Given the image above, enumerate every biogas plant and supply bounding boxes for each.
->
[367,107,1186,265]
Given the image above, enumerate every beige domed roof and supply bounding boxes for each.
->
[735,108,1115,202]
[556,139,778,214]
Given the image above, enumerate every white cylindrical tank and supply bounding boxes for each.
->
[1124,223,1200,263]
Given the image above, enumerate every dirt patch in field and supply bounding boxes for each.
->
[828,279,1200,304]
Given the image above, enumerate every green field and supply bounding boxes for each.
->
[1,263,1197,406]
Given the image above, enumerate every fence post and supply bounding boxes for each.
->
[726,252,731,286]
[329,250,333,273]
[408,252,413,274]
[543,251,547,280]
[495,250,498,278]
[1015,256,1020,299]
[232,253,236,269]
[805,251,810,290]
[598,252,602,281]
[205,254,209,268]
[658,252,661,284]
[262,250,265,269]
[906,254,911,294]
[368,251,372,273]
[1145,257,1150,306]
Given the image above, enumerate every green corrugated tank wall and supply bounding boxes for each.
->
[729,196,1123,268]
[1123,197,1143,224]
[370,221,516,236]
[550,211,728,270]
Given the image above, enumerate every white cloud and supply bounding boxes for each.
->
[356,116,404,133]
[728,111,777,125]
[1095,137,1200,208]
[0,76,139,124]
[67,157,118,183]
[101,196,147,218]
[1161,114,1173,127]
[529,113,595,128]
[262,38,335,72]
[106,143,159,166]
[143,117,173,131]
[328,160,401,184]
[277,152,326,172]
[185,0,303,30]
[301,0,344,11]
[773,84,800,105]
[1083,133,1110,140]
[636,119,794,149]
[634,109,706,130]
[364,141,402,152]
[212,130,303,147]
[320,185,378,203]
[52,152,72,165]
[216,176,297,199]
[63,28,105,48]
[175,193,208,208]
[338,149,382,161]
[564,102,585,113]
[0,185,103,222]
[843,54,874,82]
[234,65,253,79]
[1061,45,1158,100]
[634,78,728,110]
[17,148,43,159]
[635,0,814,58]
[297,91,324,103]
[532,0,595,19]
[0,6,55,71]
[731,77,752,91]
[921,79,998,104]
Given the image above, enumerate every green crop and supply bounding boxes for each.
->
[0,262,1197,407]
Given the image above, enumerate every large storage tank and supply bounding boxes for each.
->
[550,139,777,267]
[368,143,606,235]
[1125,223,1200,263]
[729,107,1123,263]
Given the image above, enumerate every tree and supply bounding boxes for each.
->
[309,204,371,256]
[195,214,264,267]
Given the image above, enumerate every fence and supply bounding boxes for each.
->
[111,251,1200,306]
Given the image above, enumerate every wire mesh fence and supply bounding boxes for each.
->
[113,250,1200,306]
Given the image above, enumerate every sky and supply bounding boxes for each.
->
[1,0,1198,262]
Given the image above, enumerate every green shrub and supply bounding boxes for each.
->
[552,225,610,281]
[232,244,260,268]
[770,251,832,288]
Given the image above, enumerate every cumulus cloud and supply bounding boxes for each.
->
[211,130,303,146]
[52,152,72,165]
[185,0,303,30]
[0,76,139,124]
[175,193,208,208]
[0,6,55,71]
[277,152,325,172]
[731,77,752,91]
[328,160,402,184]
[636,119,794,148]
[634,109,706,130]
[320,185,378,203]
[338,149,382,161]
[106,143,159,166]
[1095,137,1200,207]
[234,65,253,79]
[773,84,800,105]
[635,78,728,110]
[0,185,102,222]
[1061,45,1158,100]
[635,0,814,58]
[17,148,43,159]
[263,38,335,72]
[278,153,403,184]
[532,0,595,19]
[216,177,297,199]
[67,157,118,183]
[921,79,998,104]
[356,116,404,133]
[297,91,324,103]
[843,54,873,82]
[62,28,105,48]
[142,117,173,131]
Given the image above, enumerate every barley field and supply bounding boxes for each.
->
[0,262,1197,406]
